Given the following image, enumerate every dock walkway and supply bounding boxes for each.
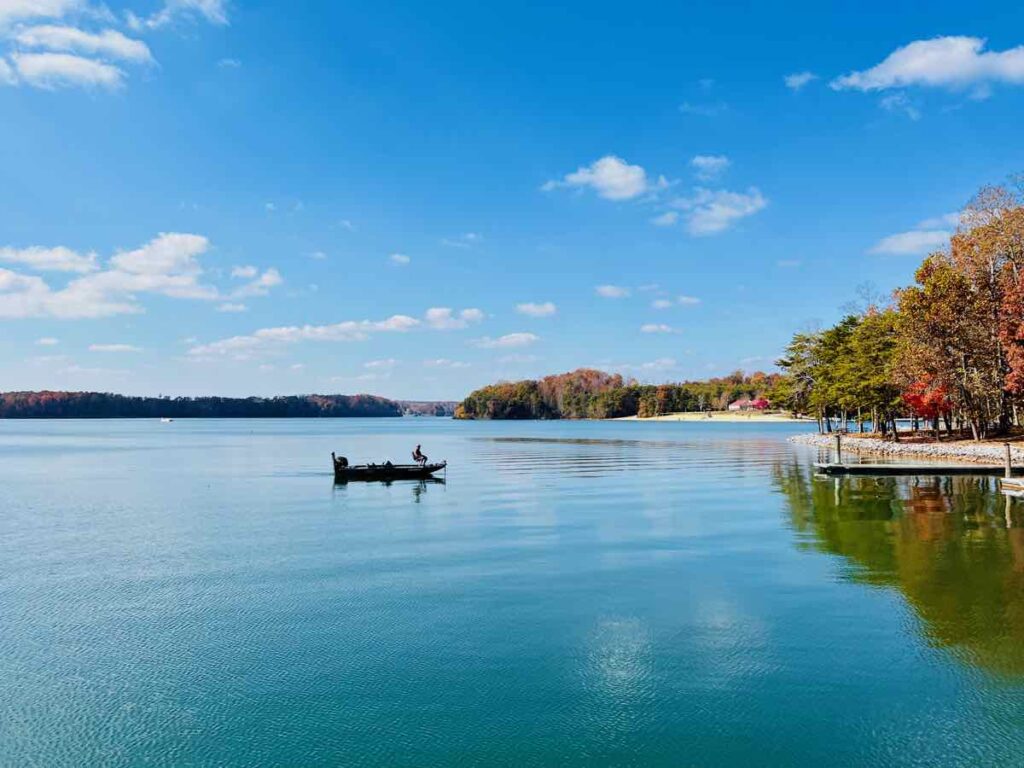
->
[815,462,1019,477]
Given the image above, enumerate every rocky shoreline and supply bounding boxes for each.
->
[788,433,1024,465]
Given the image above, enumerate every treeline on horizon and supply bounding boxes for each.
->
[773,180,1024,441]
[0,391,457,419]
[455,368,782,420]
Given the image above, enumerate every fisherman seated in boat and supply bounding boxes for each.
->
[332,453,348,468]
[412,444,428,466]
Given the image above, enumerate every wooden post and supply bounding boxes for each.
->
[834,433,842,465]
[1005,443,1013,479]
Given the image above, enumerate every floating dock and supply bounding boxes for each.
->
[814,435,1020,479]
[815,462,1018,477]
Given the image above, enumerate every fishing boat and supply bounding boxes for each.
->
[332,452,446,482]
[160,417,174,423]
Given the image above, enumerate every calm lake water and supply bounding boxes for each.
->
[2,418,1024,767]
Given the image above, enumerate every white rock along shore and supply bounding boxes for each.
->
[788,433,1024,465]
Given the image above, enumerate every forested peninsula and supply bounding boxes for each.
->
[0,392,456,419]
[455,369,782,420]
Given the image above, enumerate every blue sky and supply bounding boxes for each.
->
[2,0,1024,400]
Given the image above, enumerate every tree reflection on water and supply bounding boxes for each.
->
[773,459,1024,678]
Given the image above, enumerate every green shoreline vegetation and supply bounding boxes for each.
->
[454,369,783,420]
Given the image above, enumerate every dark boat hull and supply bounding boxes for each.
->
[334,462,446,483]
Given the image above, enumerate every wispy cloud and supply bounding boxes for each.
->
[89,343,142,353]
[7,52,125,89]
[869,212,960,255]
[0,245,97,272]
[640,323,676,334]
[678,101,728,117]
[0,0,223,91]
[127,0,229,30]
[784,71,818,91]
[189,307,483,360]
[389,253,410,265]
[440,232,481,249]
[869,229,950,255]
[879,92,921,120]
[596,284,630,298]
[424,358,471,369]
[516,301,557,317]
[474,333,539,349]
[425,307,484,330]
[690,154,730,181]
[666,187,767,235]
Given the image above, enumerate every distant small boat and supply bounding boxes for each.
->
[332,452,446,482]
[160,418,174,423]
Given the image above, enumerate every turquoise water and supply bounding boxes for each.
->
[2,418,1024,766]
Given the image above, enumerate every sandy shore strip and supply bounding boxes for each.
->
[618,411,812,423]
[789,433,1024,464]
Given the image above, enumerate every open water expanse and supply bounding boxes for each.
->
[2,418,1024,767]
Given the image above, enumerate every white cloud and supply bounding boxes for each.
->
[596,284,630,298]
[425,307,484,330]
[669,187,767,235]
[543,155,665,201]
[16,25,152,62]
[640,323,676,334]
[474,333,539,349]
[690,154,730,181]
[36,336,59,345]
[109,232,208,278]
[217,57,240,68]
[188,306,481,360]
[230,265,257,279]
[424,358,471,369]
[0,245,97,272]
[364,358,396,369]
[230,268,282,298]
[784,71,818,90]
[216,302,246,312]
[677,295,701,305]
[8,52,124,89]
[0,57,14,84]
[389,253,410,265]
[651,211,679,227]
[869,229,950,255]
[441,232,481,249]
[652,299,672,309]
[831,36,1024,93]
[127,0,229,30]
[516,301,556,317]
[0,0,83,25]
[0,232,279,319]
[89,343,141,353]
[189,315,421,359]
[310,250,327,260]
